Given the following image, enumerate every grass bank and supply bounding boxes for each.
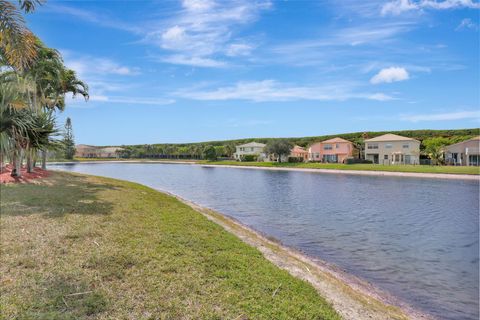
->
[0,171,340,319]
[199,160,480,175]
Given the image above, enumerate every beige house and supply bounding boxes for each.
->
[364,134,420,165]
[233,142,266,161]
[444,136,480,166]
[75,145,124,158]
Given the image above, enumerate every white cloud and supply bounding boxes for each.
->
[400,110,480,122]
[225,43,254,56]
[370,67,409,84]
[69,94,175,106]
[175,80,393,102]
[381,0,480,15]
[267,22,413,68]
[381,0,418,15]
[161,55,226,67]
[62,51,140,77]
[44,4,141,33]
[145,0,271,67]
[456,18,478,30]
[367,93,396,101]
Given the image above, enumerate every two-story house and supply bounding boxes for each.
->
[233,142,266,161]
[364,134,420,165]
[444,136,480,166]
[308,137,356,163]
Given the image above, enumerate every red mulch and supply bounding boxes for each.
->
[0,165,50,184]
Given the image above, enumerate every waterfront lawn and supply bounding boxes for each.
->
[200,161,480,175]
[0,171,340,320]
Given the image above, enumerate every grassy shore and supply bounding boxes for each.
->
[0,171,340,320]
[199,160,480,175]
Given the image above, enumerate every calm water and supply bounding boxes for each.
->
[51,163,479,320]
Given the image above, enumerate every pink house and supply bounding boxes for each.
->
[308,137,356,163]
[290,145,308,161]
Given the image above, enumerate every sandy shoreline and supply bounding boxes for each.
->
[154,186,432,320]
[49,160,479,181]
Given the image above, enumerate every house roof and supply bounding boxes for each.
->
[445,136,480,148]
[365,134,419,142]
[291,145,307,153]
[237,142,266,148]
[321,137,352,144]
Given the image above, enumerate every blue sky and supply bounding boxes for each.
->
[28,0,479,145]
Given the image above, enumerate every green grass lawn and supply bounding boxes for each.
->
[200,160,480,175]
[0,172,340,320]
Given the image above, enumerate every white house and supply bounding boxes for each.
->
[364,134,420,165]
[233,142,266,161]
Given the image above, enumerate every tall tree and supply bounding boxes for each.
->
[203,145,217,161]
[0,0,43,71]
[63,117,75,160]
[265,139,293,163]
[423,137,451,165]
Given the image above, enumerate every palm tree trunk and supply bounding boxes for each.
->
[26,148,33,173]
[41,150,47,170]
[13,149,22,177]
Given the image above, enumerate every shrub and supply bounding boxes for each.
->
[288,157,304,163]
[241,155,257,162]
[345,158,373,164]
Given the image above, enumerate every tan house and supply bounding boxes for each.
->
[364,134,420,165]
[75,145,124,158]
[444,136,480,166]
[233,142,266,161]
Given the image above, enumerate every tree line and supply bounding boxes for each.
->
[112,128,479,163]
[1,0,88,176]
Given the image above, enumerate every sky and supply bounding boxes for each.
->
[27,0,480,145]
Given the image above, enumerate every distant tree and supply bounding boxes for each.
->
[265,139,293,163]
[214,145,225,158]
[224,143,235,158]
[423,137,451,165]
[203,145,217,161]
[63,117,75,160]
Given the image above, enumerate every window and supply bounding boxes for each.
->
[336,144,340,149]
[324,144,333,150]
[384,155,388,160]
[403,144,409,148]
[240,147,244,151]
[251,147,254,151]
[315,153,320,159]
[367,144,378,149]
[385,144,392,149]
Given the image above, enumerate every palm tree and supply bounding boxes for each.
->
[0,42,88,174]
[0,72,37,176]
[0,0,43,71]
[25,44,88,168]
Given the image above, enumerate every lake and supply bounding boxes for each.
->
[50,162,479,320]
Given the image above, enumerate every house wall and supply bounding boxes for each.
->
[75,147,122,158]
[364,140,420,165]
[234,146,266,160]
[445,139,480,166]
[308,142,354,163]
[290,151,308,160]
